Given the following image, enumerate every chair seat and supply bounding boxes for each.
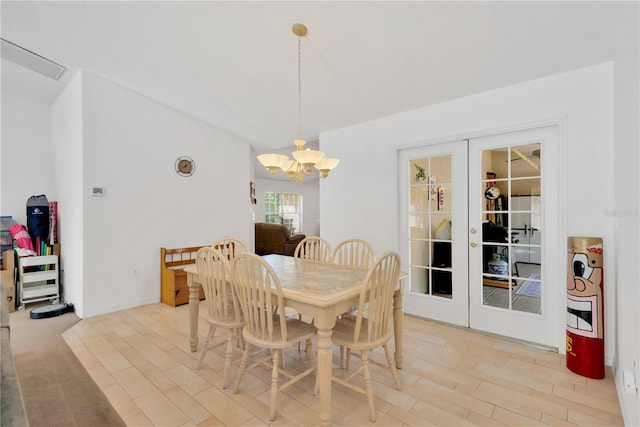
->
[331,316,392,351]
[203,306,243,330]
[242,315,316,349]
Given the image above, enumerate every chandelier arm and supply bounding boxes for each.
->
[269,170,288,177]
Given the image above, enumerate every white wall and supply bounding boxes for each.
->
[612,8,640,424]
[5,70,255,318]
[76,71,251,317]
[254,177,319,237]
[52,73,84,313]
[0,91,55,225]
[319,63,615,364]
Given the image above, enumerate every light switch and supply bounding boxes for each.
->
[91,186,105,197]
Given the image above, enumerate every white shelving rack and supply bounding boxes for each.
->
[18,255,59,310]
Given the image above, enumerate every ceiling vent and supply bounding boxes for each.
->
[1,38,66,80]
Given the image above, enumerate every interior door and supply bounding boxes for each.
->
[468,125,559,347]
[399,140,469,327]
[400,125,560,348]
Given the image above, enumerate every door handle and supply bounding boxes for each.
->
[470,242,478,248]
[524,223,527,236]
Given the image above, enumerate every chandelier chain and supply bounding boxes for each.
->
[297,35,302,140]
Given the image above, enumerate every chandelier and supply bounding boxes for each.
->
[257,23,339,182]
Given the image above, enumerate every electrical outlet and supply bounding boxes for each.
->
[623,369,637,394]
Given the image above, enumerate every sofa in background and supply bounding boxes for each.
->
[255,222,305,257]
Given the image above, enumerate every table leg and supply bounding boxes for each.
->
[393,288,404,369]
[316,327,332,427]
[188,273,199,353]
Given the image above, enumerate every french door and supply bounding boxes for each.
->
[399,125,560,347]
[399,140,469,326]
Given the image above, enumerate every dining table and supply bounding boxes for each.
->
[184,254,406,427]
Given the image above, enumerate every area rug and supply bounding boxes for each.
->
[10,303,125,427]
[515,274,541,298]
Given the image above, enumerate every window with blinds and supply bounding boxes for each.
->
[264,192,303,235]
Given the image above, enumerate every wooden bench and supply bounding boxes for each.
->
[160,246,206,307]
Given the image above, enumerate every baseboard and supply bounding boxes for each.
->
[80,296,159,319]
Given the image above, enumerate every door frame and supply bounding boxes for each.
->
[397,118,567,351]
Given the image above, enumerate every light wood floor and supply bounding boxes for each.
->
[62,302,624,426]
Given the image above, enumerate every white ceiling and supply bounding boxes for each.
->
[0,1,631,157]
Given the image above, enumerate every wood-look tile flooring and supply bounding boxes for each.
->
[62,302,624,426]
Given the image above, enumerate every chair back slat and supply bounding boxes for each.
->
[294,236,332,263]
[332,238,375,269]
[352,251,400,344]
[196,247,240,323]
[212,237,249,260]
[231,253,288,342]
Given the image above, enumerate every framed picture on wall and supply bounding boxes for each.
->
[250,182,256,204]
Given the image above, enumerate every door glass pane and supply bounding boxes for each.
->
[431,156,452,182]
[409,215,430,237]
[409,187,430,213]
[511,144,541,179]
[480,142,542,314]
[410,266,428,293]
[410,238,429,266]
[510,178,541,198]
[408,155,452,299]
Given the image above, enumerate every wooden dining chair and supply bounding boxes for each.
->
[195,247,244,389]
[331,238,376,348]
[330,251,402,422]
[293,236,332,263]
[331,238,375,269]
[212,237,249,260]
[230,253,318,421]
[293,236,332,348]
[293,236,331,340]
